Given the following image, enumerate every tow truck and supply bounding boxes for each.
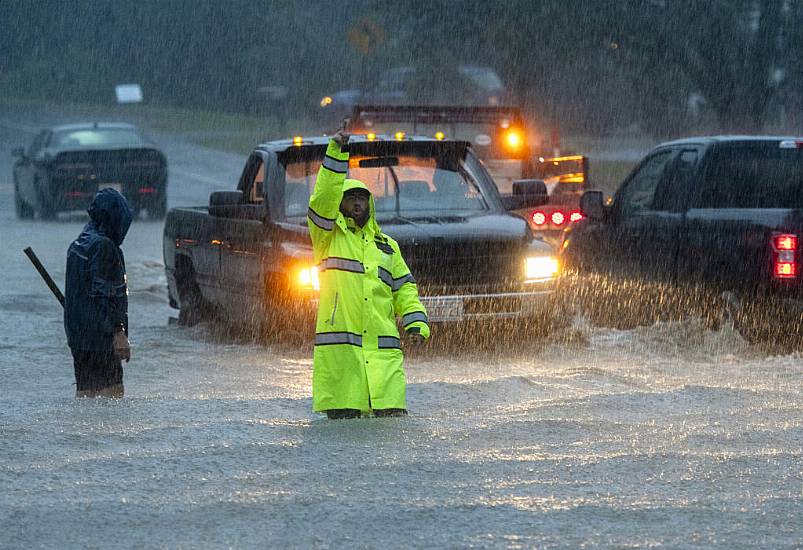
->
[349,104,589,246]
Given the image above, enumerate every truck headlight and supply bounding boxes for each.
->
[298,266,320,290]
[524,256,559,281]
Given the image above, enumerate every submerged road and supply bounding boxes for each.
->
[0,106,800,549]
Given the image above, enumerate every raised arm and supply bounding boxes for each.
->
[307,131,349,259]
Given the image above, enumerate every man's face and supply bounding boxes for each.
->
[340,189,370,227]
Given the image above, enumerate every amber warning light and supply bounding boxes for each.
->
[504,130,523,151]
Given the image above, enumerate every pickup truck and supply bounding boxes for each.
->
[349,105,589,247]
[163,134,563,337]
[562,136,803,342]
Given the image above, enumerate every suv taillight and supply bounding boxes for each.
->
[772,233,798,279]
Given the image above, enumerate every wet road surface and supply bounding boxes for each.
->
[0,107,800,549]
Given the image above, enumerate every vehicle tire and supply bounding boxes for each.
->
[731,295,803,352]
[35,178,56,220]
[176,262,211,327]
[149,194,167,220]
[14,184,34,219]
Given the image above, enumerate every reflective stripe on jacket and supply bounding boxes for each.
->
[307,139,429,412]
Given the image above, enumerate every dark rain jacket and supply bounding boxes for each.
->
[64,188,133,352]
[307,139,430,412]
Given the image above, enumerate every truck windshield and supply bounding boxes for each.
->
[699,145,803,208]
[283,154,488,218]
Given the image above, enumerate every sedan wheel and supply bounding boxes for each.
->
[14,185,34,219]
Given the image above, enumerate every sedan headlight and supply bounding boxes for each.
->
[298,266,320,291]
[524,256,559,281]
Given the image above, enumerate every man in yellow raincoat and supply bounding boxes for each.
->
[307,125,430,419]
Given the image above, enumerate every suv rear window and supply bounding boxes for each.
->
[698,144,803,208]
[51,128,146,148]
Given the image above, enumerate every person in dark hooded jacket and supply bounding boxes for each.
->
[64,188,133,397]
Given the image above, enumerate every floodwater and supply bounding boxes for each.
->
[0,108,801,549]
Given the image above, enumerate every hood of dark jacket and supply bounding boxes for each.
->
[87,188,133,246]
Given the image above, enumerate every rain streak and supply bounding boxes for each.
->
[0,2,801,548]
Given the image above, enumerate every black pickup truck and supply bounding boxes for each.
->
[163,134,563,335]
[562,136,803,339]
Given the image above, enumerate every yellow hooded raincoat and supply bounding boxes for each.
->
[307,139,430,412]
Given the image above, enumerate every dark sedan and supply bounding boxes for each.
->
[12,122,168,219]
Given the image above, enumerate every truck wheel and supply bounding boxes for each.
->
[177,265,211,327]
[14,184,34,219]
[731,296,803,352]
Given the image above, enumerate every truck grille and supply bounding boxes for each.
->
[399,239,524,291]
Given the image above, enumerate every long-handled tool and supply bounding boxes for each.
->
[23,246,65,308]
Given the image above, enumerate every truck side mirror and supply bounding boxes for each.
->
[501,179,549,210]
[580,190,605,221]
[209,190,244,217]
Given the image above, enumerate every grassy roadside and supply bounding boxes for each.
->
[0,96,643,193]
[587,159,636,196]
[0,96,318,155]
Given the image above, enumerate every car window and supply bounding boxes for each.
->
[282,154,487,217]
[697,145,803,209]
[242,155,266,204]
[458,65,505,91]
[652,148,699,211]
[617,150,674,218]
[50,128,145,147]
[29,132,46,155]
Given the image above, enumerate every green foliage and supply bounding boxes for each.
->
[0,0,799,137]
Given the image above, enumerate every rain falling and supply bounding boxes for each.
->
[1,1,801,548]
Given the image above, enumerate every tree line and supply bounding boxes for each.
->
[0,0,799,137]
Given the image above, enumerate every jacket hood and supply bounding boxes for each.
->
[343,178,381,234]
[87,187,133,246]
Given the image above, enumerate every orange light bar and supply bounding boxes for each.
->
[395,131,405,141]
[366,132,376,141]
[547,155,584,162]
[434,131,445,140]
[293,136,303,146]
